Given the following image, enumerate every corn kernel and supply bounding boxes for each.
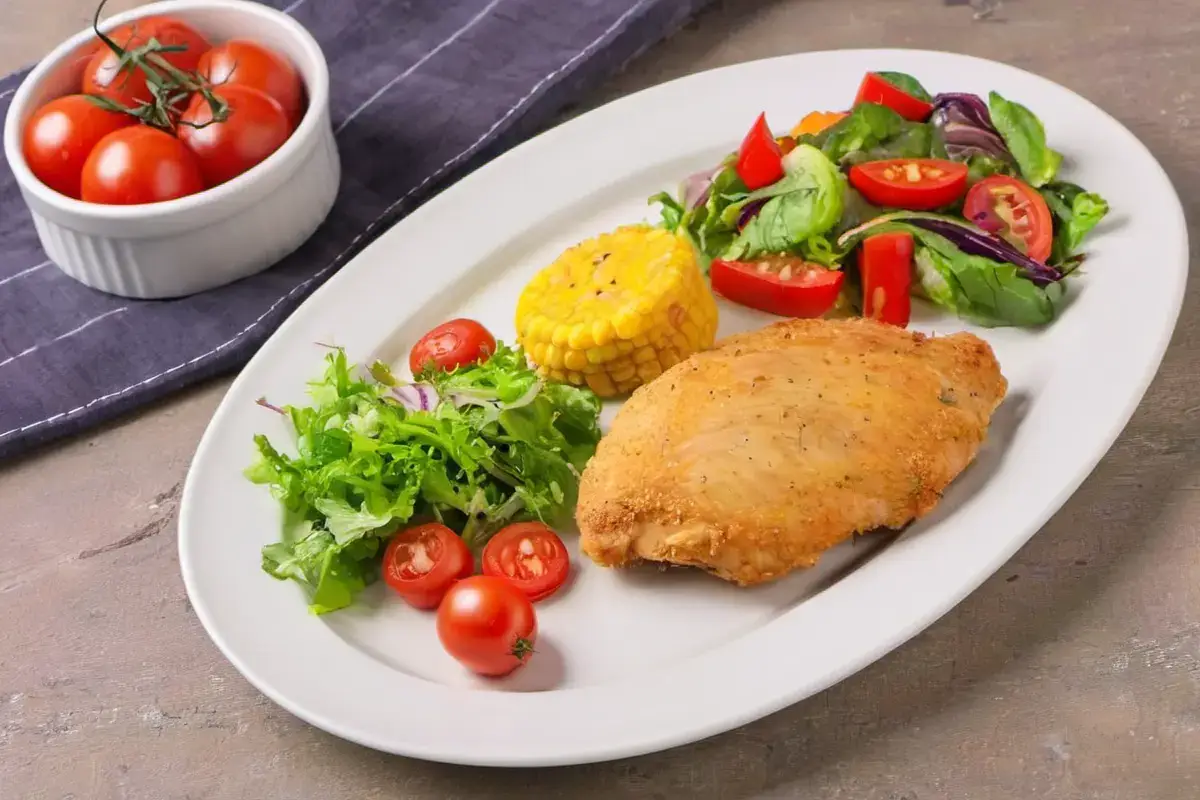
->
[564,349,589,371]
[633,345,657,364]
[567,322,593,350]
[636,361,663,382]
[586,372,616,396]
[586,343,619,364]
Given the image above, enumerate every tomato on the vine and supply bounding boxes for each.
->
[382,523,474,610]
[437,576,538,677]
[482,522,570,602]
[199,40,305,129]
[177,84,291,187]
[80,125,205,205]
[22,95,135,198]
[82,16,210,111]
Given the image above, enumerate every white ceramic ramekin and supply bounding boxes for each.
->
[2,0,340,299]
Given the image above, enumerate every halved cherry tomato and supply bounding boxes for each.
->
[482,522,570,602]
[199,40,306,129]
[80,126,205,205]
[438,576,538,677]
[409,318,496,376]
[22,95,135,199]
[791,110,847,137]
[848,158,969,211]
[177,84,291,187]
[859,232,914,327]
[711,256,844,318]
[853,73,933,122]
[382,523,474,610]
[735,112,784,190]
[82,16,211,111]
[963,175,1054,263]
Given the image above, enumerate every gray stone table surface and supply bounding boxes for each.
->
[2,0,1199,798]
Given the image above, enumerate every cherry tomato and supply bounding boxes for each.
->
[437,576,538,677]
[382,523,474,610]
[853,73,933,122]
[80,126,205,205]
[859,232,914,327]
[409,319,496,376]
[963,175,1054,263]
[21,95,135,199]
[83,17,211,111]
[482,522,570,602]
[791,110,847,138]
[734,112,784,191]
[199,40,305,129]
[710,256,844,318]
[848,158,969,211]
[177,85,291,187]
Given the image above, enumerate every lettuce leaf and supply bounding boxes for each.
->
[803,102,932,166]
[246,343,602,614]
[875,71,933,103]
[987,91,1062,187]
[1040,181,1110,265]
[722,144,845,260]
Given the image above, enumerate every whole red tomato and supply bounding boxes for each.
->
[82,16,211,111]
[198,40,305,129]
[22,95,135,198]
[80,126,205,205]
[437,576,538,677]
[408,319,496,376]
[177,84,291,187]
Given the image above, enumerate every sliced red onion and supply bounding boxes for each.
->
[736,198,768,231]
[451,379,542,411]
[390,383,439,412]
[255,396,285,415]
[681,166,722,209]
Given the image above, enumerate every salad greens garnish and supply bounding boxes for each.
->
[648,70,1110,329]
[245,343,601,614]
[986,91,1063,188]
[722,144,846,261]
[1040,181,1111,266]
[875,71,934,103]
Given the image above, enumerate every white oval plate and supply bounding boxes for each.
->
[180,49,1187,766]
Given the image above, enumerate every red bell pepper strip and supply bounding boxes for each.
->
[710,256,844,318]
[735,113,785,190]
[854,73,934,122]
[859,231,914,327]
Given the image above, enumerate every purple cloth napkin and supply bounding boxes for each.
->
[0,0,712,460]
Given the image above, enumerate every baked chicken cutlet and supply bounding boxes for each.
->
[576,318,1008,586]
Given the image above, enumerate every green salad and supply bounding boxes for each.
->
[245,341,602,614]
[650,70,1110,328]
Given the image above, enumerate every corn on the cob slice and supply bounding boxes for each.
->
[515,224,718,398]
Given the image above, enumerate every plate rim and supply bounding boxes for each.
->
[179,46,1190,767]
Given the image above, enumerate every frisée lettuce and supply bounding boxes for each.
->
[245,343,602,614]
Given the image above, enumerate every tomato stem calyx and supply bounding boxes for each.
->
[87,0,230,133]
[510,637,536,662]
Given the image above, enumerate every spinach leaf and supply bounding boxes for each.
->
[988,91,1062,187]
[722,144,845,260]
[804,102,932,166]
[875,71,933,103]
[1040,181,1110,264]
